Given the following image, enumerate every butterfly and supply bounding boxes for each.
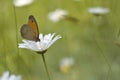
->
[20,15,40,42]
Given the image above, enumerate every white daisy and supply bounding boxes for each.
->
[88,7,110,16]
[13,0,34,7]
[0,71,22,80]
[60,57,75,73]
[19,33,62,53]
[48,9,68,22]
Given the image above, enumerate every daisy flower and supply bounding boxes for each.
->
[0,71,22,80]
[13,0,34,7]
[88,7,110,16]
[19,33,62,53]
[60,57,75,73]
[48,9,68,22]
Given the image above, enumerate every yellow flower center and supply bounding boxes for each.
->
[60,65,71,73]
[39,45,42,49]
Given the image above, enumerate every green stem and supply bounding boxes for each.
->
[13,5,19,52]
[94,37,111,80]
[41,54,51,80]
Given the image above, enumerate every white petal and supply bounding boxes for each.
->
[44,33,51,40]
[22,39,27,43]
[60,57,75,68]
[18,44,27,48]
[88,7,109,14]
[39,33,43,41]
[48,9,68,22]
[47,35,62,48]
[48,13,59,22]
[0,71,9,80]
[40,33,52,44]
[9,75,21,80]
[37,41,48,51]
[14,0,34,7]
[49,33,56,41]
[43,33,55,43]
[16,76,22,80]
[19,41,40,51]
[9,75,16,80]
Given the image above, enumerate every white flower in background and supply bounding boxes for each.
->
[0,71,22,80]
[13,0,34,7]
[48,9,68,22]
[88,7,110,16]
[60,57,75,73]
[19,33,62,53]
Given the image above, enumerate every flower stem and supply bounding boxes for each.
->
[94,36,111,80]
[41,54,51,80]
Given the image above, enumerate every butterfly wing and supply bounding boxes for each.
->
[20,15,39,41]
[21,24,39,41]
[28,15,39,40]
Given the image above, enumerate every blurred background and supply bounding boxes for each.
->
[0,0,120,80]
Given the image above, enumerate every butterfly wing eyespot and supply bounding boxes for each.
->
[20,15,40,42]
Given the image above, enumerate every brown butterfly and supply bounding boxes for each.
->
[20,15,40,41]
